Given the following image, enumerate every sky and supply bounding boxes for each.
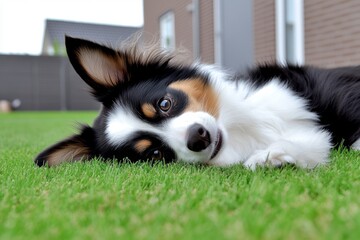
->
[0,0,143,55]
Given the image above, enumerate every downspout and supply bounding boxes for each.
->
[213,0,222,66]
[275,0,304,65]
[192,0,200,60]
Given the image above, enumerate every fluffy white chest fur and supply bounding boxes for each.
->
[206,67,332,169]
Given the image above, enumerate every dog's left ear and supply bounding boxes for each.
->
[34,126,95,167]
[65,36,128,97]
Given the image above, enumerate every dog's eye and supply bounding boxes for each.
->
[150,149,163,160]
[158,97,172,112]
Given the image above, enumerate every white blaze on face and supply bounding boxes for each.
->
[105,105,162,146]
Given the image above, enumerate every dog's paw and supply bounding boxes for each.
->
[244,147,295,170]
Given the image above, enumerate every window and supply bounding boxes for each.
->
[159,11,175,50]
[276,0,304,65]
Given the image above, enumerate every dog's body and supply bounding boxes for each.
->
[35,37,360,169]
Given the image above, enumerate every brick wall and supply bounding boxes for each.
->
[253,0,276,63]
[143,0,214,63]
[199,1,214,63]
[304,0,360,67]
[143,0,193,51]
[253,0,360,67]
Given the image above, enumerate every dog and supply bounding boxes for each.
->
[34,36,360,169]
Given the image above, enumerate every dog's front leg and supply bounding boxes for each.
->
[244,129,332,170]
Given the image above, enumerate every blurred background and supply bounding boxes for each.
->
[1,0,360,111]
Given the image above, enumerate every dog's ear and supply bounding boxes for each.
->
[65,36,127,92]
[34,126,95,167]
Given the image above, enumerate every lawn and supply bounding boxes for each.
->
[1,112,360,240]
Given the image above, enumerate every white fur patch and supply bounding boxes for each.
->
[106,105,163,146]
[352,138,360,150]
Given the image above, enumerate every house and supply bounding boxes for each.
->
[42,19,141,55]
[143,0,253,73]
[143,0,360,72]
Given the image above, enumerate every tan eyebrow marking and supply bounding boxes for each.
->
[134,139,152,153]
[169,78,219,118]
[141,103,157,118]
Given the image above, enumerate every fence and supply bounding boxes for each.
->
[0,54,99,110]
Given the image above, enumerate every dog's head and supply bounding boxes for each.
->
[35,37,224,166]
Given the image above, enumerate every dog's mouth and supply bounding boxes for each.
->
[210,130,223,160]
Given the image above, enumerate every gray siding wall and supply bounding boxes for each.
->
[220,0,254,73]
[0,55,99,110]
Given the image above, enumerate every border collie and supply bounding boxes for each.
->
[35,36,360,169]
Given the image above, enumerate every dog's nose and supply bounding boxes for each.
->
[187,123,211,152]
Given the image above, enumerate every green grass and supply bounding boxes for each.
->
[1,112,360,240]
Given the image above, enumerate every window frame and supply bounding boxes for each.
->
[275,0,304,65]
[159,11,176,51]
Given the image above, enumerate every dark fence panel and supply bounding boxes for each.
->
[0,55,100,110]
